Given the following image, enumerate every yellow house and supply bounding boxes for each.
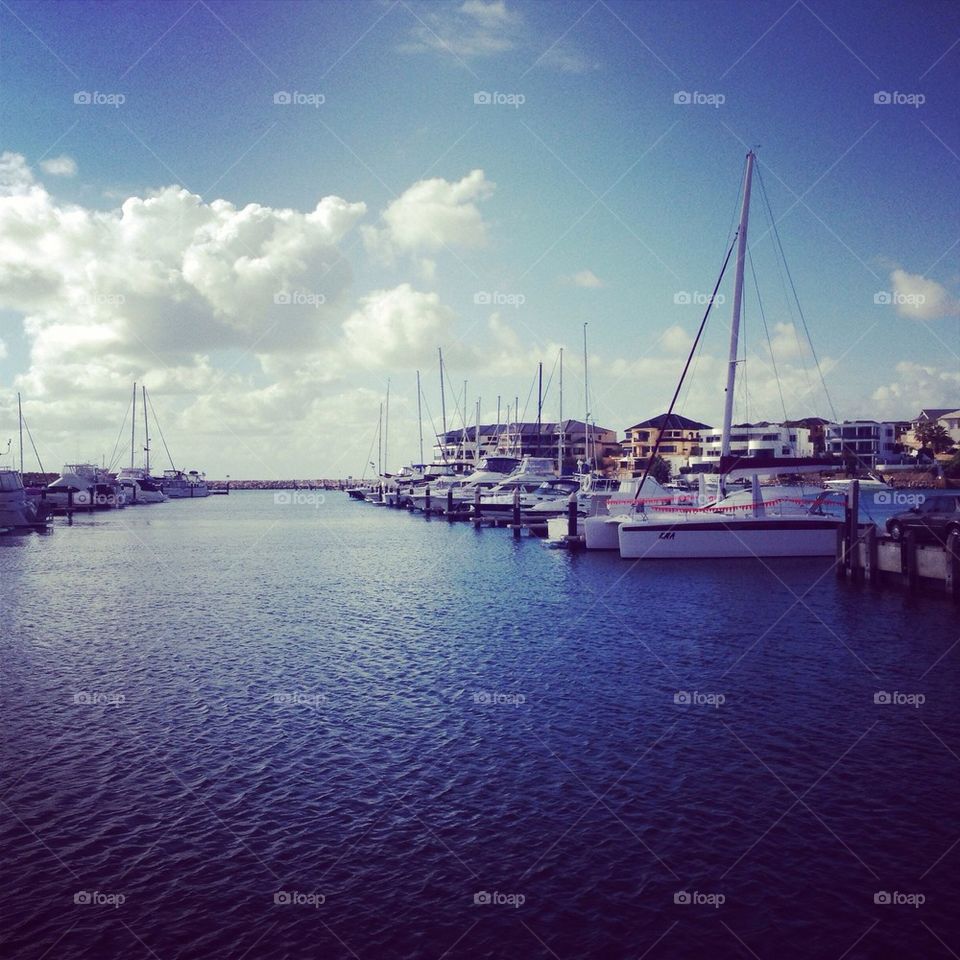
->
[619,413,711,476]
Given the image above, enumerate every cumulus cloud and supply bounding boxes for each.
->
[565,269,603,288]
[39,155,77,177]
[871,361,960,417]
[363,169,494,260]
[887,268,959,321]
[402,0,521,58]
[0,337,7,360]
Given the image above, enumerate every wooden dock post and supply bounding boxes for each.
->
[567,492,578,538]
[512,488,521,539]
[864,525,878,584]
[424,485,430,514]
[903,531,919,592]
[473,486,482,527]
[847,480,860,579]
[947,529,960,603]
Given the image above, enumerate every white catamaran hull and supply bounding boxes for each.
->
[584,515,627,550]
[618,517,842,559]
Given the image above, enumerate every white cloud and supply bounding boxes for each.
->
[888,268,959,321]
[565,269,603,288]
[39,155,77,177]
[363,169,494,259]
[767,322,809,360]
[536,42,598,74]
[0,338,7,360]
[871,361,960,417]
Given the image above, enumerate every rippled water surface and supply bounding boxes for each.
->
[1,492,959,959]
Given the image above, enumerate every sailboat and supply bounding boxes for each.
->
[617,151,844,560]
[115,384,167,504]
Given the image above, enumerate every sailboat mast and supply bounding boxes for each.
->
[18,392,23,473]
[131,382,137,468]
[583,323,590,470]
[142,385,150,472]
[378,402,383,476]
[558,349,564,473]
[384,379,390,475]
[416,370,424,465]
[438,347,447,446]
[720,150,756,459]
[537,362,542,458]
[475,398,481,463]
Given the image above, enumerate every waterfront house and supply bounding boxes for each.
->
[618,414,711,476]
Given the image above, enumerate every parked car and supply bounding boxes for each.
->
[886,494,960,543]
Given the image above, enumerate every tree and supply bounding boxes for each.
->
[650,455,672,485]
[914,421,956,455]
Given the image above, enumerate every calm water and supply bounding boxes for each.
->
[1,492,958,959]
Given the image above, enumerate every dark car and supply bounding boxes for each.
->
[886,494,960,544]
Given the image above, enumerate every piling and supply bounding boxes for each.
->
[447,487,454,520]
[902,531,919,592]
[473,486,483,527]
[424,485,430,514]
[947,530,960,603]
[512,488,521,539]
[567,492,578,538]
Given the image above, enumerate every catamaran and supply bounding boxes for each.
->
[617,150,844,560]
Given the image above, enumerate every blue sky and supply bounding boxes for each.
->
[0,0,957,477]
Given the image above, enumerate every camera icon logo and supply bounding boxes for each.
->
[673,91,691,104]
[74,91,92,104]
[474,891,491,905]
[274,891,292,905]
[274,492,292,505]
[274,291,292,304]
[873,691,891,705]
[274,91,292,104]
[74,891,91,905]
[674,691,691,705]
[674,291,691,305]
[674,891,691,904]
[473,91,492,105]
[874,91,891,104]
[473,291,491,305]
[874,891,891,904]
[873,291,892,305]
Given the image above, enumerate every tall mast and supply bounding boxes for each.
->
[583,323,590,470]
[558,349,564,473]
[721,150,756,459]
[378,402,383,476]
[515,395,520,457]
[475,398,481,463]
[461,379,468,460]
[384,378,390,474]
[537,361,543,459]
[416,370,424,465]
[438,347,447,445]
[142,385,150,472]
[131,382,137,468]
[17,392,23,473]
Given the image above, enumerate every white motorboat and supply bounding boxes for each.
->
[161,469,210,498]
[0,469,54,529]
[616,151,843,559]
[579,476,675,549]
[407,457,520,514]
[116,466,167,504]
[46,464,125,511]
[472,457,561,519]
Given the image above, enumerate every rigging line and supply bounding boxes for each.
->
[756,163,837,421]
[108,395,133,473]
[360,415,378,481]
[749,248,789,423]
[636,231,739,495]
[144,389,177,471]
[21,416,46,476]
[419,391,443,463]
